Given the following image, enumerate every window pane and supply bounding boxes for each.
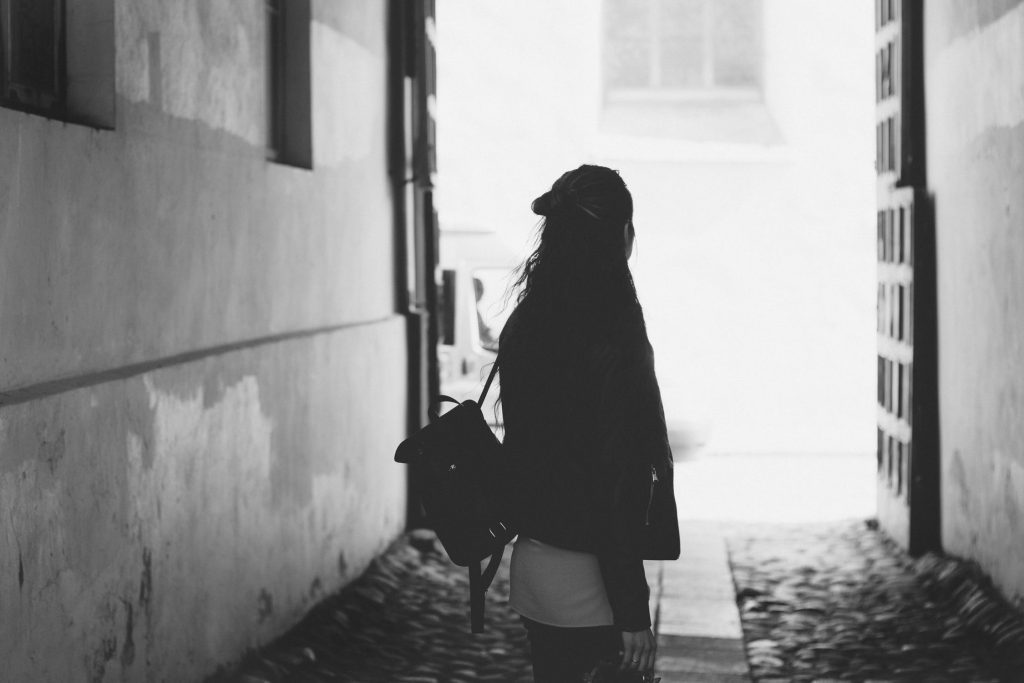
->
[606,38,649,88]
[658,0,705,87]
[713,0,760,87]
[7,0,59,97]
[472,269,511,351]
[660,0,705,38]
[606,0,649,38]
[605,0,761,91]
[605,0,651,88]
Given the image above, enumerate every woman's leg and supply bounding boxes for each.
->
[521,617,620,682]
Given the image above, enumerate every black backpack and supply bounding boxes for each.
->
[394,362,515,632]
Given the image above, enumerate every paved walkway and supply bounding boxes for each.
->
[218,523,1024,682]
[220,526,748,683]
[653,521,751,682]
[217,452,1024,681]
[728,520,1019,681]
[217,531,534,683]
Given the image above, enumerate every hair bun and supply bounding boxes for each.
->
[531,191,554,217]
[532,188,578,217]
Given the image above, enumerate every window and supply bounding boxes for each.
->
[1,0,64,113]
[0,0,114,127]
[439,269,456,346]
[267,0,312,168]
[604,0,762,99]
[471,269,509,352]
[600,0,777,144]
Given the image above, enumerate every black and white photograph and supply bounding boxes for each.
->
[2,1,1023,681]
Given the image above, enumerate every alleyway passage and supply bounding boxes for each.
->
[217,520,1022,682]
[217,453,1024,682]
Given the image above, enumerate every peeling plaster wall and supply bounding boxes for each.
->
[0,325,406,682]
[924,1,1024,606]
[0,1,408,681]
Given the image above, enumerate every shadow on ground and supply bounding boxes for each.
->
[212,531,531,683]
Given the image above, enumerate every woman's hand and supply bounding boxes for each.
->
[619,627,656,672]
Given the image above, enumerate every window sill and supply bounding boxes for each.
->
[592,133,792,165]
[599,95,783,147]
[266,148,314,170]
[0,100,114,130]
[605,86,762,105]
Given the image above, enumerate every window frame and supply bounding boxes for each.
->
[0,0,67,117]
[266,0,313,168]
[0,0,115,129]
[602,0,764,103]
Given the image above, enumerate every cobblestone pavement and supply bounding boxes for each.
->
[217,530,532,683]
[727,519,1023,682]
[218,519,1024,683]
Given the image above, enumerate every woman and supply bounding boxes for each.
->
[498,165,679,682]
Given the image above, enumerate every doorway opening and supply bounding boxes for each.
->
[435,1,878,525]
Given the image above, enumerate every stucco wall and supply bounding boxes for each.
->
[924,1,1024,606]
[0,0,396,388]
[0,325,407,682]
[0,1,408,680]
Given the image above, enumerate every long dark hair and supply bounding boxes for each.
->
[506,164,644,343]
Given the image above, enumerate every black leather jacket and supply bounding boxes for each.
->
[498,308,679,631]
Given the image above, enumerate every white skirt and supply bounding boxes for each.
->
[508,535,614,627]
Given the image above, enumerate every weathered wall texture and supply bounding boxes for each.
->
[0,0,396,387]
[0,1,408,680]
[924,1,1024,606]
[0,326,407,682]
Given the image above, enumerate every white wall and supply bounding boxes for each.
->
[924,0,1024,607]
[0,2,408,680]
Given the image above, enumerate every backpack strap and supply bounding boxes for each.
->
[468,544,506,633]
[428,395,461,422]
[468,358,503,633]
[477,359,499,405]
